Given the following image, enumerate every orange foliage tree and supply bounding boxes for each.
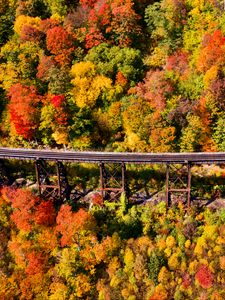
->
[6,188,56,231]
[197,30,225,72]
[8,83,42,140]
[56,205,96,246]
[46,26,75,65]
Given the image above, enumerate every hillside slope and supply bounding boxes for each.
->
[1,0,225,152]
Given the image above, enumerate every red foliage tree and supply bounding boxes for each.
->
[84,2,108,49]
[85,26,105,49]
[166,50,189,77]
[51,94,65,108]
[50,95,68,125]
[96,1,111,26]
[195,264,213,289]
[83,0,141,48]
[8,83,41,140]
[87,1,111,28]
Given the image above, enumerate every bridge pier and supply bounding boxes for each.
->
[35,159,70,202]
[4,147,225,207]
[0,159,12,186]
[166,162,191,207]
[99,162,128,200]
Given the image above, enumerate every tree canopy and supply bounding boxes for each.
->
[1,0,225,151]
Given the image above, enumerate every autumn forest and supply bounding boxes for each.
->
[1,0,225,299]
[2,0,225,152]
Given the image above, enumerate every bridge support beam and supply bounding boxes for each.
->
[99,162,128,200]
[166,162,191,208]
[0,159,11,186]
[35,159,70,202]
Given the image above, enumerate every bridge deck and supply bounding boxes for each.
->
[1,147,225,164]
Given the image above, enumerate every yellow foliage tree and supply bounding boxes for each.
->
[0,62,18,91]
[0,40,43,89]
[70,61,113,108]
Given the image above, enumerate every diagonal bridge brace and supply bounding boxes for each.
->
[99,162,128,200]
[166,162,191,207]
[35,159,70,202]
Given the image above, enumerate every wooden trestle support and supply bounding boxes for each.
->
[35,159,70,202]
[99,162,128,200]
[166,163,191,208]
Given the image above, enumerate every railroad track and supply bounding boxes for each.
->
[1,147,224,206]
[0,147,225,164]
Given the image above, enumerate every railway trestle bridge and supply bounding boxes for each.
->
[1,148,225,207]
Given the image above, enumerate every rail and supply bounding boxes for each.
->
[1,147,225,163]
